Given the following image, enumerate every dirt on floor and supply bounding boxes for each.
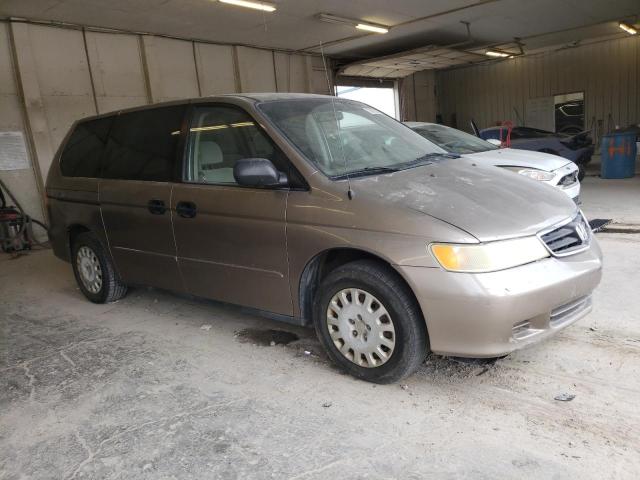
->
[1,232,639,479]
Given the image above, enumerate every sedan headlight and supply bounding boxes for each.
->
[502,166,555,182]
[430,236,550,273]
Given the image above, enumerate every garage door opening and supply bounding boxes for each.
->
[336,85,398,119]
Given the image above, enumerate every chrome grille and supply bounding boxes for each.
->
[559,170,578,187]
[539,213,590,256]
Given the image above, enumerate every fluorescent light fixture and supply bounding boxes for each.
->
[619,22,637,35]
[219,0,276,12]
[317,13,389,34]
[485,50,509,58]
[191,125,229,132]
[355,23,389,34]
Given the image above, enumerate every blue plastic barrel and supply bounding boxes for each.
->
[600,131,637,178]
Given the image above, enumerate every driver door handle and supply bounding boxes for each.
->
[176,201,197,218]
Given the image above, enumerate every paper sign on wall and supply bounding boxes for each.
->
[0,131,30,171]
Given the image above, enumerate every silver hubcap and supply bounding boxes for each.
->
[326,288,396,368]
[76,246,103,294]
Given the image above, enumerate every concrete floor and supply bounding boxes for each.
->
[581,176,640,224]
[1,178,640,479]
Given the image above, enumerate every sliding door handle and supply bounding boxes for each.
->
[176,201,197,218]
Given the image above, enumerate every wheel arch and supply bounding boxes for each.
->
[297,247,425,329]
[66,224,121,279]
[68,224,91,245]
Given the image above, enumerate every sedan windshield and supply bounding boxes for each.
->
[258,98,447,178]
[411,123,498,154]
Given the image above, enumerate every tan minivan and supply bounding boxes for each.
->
[46,94,603,383]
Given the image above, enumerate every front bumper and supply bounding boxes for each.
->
[547,163,580,201]
[560,182,580,202]
[398,238,603,357]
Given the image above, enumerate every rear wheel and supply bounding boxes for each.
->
[314,260,428,384]
[72,232,127,303]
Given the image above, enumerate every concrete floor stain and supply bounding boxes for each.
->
[234,328,299,346]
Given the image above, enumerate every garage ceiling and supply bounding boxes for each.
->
[1,0,638,62]
[340,47,488,79]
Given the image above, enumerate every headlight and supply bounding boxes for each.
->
[502,166,555,182]
[430,236,550,273]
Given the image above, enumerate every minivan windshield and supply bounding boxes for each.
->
[258,98,448,178]
[411,123,498,154]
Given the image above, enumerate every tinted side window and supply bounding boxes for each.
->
[60,117,112,178]
[186,106,289,185]
[103,105,185,182]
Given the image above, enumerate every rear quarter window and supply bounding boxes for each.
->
[59,117,112,178]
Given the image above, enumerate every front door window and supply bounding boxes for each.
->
[186,106,286,185]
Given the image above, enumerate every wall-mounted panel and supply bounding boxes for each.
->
[236,46,276,93]
[309,56,332,95]
[413,70,437,122]
[85,31,148,113]
[274,53,309,93]
[195,43,237,95]
[142,36,199,101]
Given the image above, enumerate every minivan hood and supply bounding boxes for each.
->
[466,148,571,171]
[355,157,577,242]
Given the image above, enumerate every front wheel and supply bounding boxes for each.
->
[72,232,127,303]
[314,260,428,384]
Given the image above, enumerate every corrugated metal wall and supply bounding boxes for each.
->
[433,35,640,134]
[398,70,437,122]
[0,20,332,223]
[400,35,640,137]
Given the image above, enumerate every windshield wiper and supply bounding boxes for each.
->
[408,152,461,165]
[333,166,400,179]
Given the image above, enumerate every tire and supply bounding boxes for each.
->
[313,260,428,384]
[71,232,127,303]
[577,164,586,181]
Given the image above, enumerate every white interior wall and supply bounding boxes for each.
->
[399,70,437,123]
[309,56,333,95]
[0,20,331,225]
[195,43,238,95]
[23,25,97,158]
[274,53,309,93]
[85,31,149,112]
[236,46,277,92]
[0,22,44,223]
[143,36,200,101]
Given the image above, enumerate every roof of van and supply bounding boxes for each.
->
[222,93,332,102]
[404,121,437,128]
[74,93,336,123]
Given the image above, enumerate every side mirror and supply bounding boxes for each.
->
[233,158,288,187]
[486,138,502,146]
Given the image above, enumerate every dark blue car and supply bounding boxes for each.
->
[479,126,594,180]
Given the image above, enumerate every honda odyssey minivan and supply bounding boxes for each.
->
[46,94,603,383]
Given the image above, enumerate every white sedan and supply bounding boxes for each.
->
[406,122,581,203]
